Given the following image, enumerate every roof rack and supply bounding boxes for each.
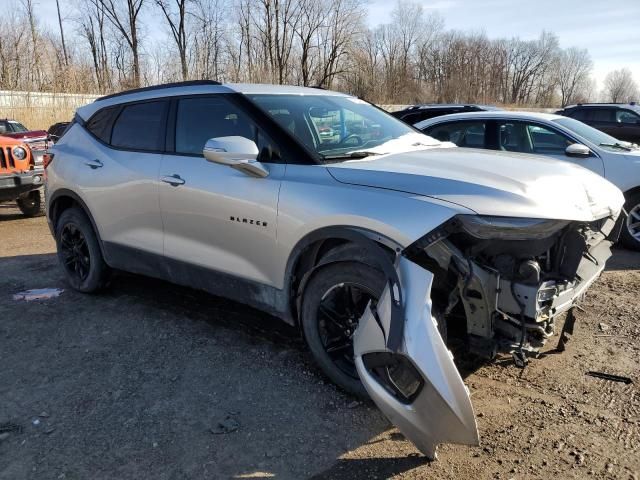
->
[95,80,222,102]
[575,102,638,106]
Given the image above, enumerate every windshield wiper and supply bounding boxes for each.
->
[599,142,633,151]
[322,151,381,161]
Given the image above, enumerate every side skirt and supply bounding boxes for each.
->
[102,242,292,324]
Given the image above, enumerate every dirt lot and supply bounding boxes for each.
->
[1,204,639,480]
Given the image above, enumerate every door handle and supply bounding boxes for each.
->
[84,159,103,169]
[161,174,185,186]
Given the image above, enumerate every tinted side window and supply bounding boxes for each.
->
[526,124,572,154]
[86,106,121,143]
[427,121,486,147]
[498,122,532,153]
[568,109,588,121]
[175,96,276,157]
[588,109,614,122]
[616,109,640,124]
[111,101,167,151]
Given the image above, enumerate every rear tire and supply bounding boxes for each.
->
[621,192,640,251]
[16,189,44,217]
[55,207,110,292]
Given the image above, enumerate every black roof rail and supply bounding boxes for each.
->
[575,102,638,107]
[95,80,222,102]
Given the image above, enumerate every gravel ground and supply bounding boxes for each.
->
[1,204,639,480]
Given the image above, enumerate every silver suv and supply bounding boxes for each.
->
[45,81,624,458]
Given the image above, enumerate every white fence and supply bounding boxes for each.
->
[0,90,100,129]
[0,90,99,111]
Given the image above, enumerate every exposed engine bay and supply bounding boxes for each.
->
[405,213,622,364]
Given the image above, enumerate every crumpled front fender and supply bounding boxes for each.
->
[354,256,479,459]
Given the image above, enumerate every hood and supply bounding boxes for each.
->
[327,148,624,222]
[1,130,48,141]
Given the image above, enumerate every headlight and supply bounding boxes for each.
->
[456,215,570,240]
[12,146,27,160]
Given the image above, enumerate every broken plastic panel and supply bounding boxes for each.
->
[353,256,479,459]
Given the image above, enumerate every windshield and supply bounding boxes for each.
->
[553,117,636,151]
[248,94,441,162]
[8,121,28,133]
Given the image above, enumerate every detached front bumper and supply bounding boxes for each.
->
[352,213,620,459]
[0,171,44,202]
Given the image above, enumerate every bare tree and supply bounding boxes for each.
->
[155,0,190,80]
[20,0,43,88]
[556,47,592,106]
[55,0,70,66]
[89,0,146,87]
[603,68,639,103]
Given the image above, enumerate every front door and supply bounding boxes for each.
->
[495,120,605,176]
[614,109,640,142]
[159,95,285,288]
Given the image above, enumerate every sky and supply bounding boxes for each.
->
[367,0,640,88]
[32,0,640,90]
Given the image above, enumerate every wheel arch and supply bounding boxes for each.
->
[623,185,640,203]
[283,226,402,327]
[48,189,106,258]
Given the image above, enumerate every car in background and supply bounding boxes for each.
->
[0,135,45,216]
[390,104,501,125]
[415,111,640,251]
[47,121,71,143]
[0,118,49,168]
[555,103,640,144]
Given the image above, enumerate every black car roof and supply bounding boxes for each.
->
[399,104,500,111]
[564,102,639,110]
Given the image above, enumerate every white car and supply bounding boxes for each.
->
[415,111,640,250]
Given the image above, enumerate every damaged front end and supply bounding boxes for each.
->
[353,212,621,459]
[407,213,621,362]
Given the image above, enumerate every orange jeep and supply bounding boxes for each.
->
[0,136,44,216]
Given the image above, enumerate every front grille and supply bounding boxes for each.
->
[0,147,15,170]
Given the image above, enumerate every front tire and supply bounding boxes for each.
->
[301,262,386,398]
[55,207,110,292]
[16,189,44,217]
[621,193,640,251]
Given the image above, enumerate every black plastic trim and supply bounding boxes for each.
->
[102,242,290,321]
[95,80,222,102]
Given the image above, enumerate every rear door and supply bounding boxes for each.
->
[586,108,617,138]
[76,100,168,262]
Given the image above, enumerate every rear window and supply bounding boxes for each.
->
[86,106,120,143]
[111,101,168,151]
[426,121,486,147]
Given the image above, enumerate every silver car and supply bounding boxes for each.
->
[45,81,624,459]
[415,111,640,250]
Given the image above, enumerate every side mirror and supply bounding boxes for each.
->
[203,136,268,178]
[565,143,591,158]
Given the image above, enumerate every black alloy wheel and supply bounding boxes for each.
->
[60,223,91,282]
